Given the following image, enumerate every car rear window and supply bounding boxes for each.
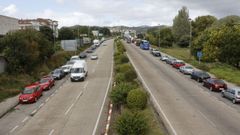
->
[214,79,224,84]
[22,88,35,94]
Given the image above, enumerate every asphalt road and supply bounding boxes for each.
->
[0,39,113,135]
[124,41,240,135]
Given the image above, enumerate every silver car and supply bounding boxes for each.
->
[179,66,194,75]
[222,88,240,104]
[91,54,98,60]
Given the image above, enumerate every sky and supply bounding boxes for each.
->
[1,0,240,27]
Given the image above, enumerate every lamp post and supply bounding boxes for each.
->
[158,24,161,49]
[188,18,192,60]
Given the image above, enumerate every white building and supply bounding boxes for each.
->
[0,15,19,36]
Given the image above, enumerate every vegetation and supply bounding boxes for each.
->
[127,89,147,110]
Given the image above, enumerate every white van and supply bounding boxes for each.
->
[70,60,88,82]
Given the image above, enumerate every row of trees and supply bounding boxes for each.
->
[146,6,240,67]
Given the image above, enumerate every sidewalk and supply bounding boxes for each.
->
[0,95,19,118]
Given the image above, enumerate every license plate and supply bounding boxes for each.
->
[22,100,28,102]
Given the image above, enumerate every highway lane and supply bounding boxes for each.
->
[124,41,240,135]
[7,39,113,135]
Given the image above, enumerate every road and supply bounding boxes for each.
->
[0,39,113,135]
[124,41,240,135]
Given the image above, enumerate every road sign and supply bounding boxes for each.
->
[197,51,203,64]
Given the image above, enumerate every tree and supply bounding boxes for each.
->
[99,27,111,36]
[40,26,54,41]
[212,15,240,28]
[159,27,174,47]
[58,27,75,40]
[192,15,217,37]
[172,6,190,47]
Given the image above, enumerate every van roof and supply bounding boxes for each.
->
[71,56,79,59]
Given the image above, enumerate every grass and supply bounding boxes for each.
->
[160,47,240,86]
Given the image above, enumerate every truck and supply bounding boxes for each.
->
[70,60,88,82]
[140,40,150,50]
[93,39,100,47]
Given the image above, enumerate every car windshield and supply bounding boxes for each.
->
[53,69,61,74]
[71,68,84,73]
[22,87,35,94]
[214,79,224,84]
[66,61,75,65]
[185,66,193,69]
[40,78,49,83]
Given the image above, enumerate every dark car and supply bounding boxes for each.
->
[191,71,211,82]
[79,52,87,59]
[86,49,93,53]
[203,78,227,91]
[52,69,65,80]
[90,45,97,50]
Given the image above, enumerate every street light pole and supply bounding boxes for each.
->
[158,24,161,49]
[188,18,192,60]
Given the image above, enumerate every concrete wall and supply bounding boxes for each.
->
[0,15,19,36]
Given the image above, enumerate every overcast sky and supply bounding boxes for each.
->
[1,0,240,27]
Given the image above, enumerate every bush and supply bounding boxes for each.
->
[115,63,132,73]
[127,89,147,110]
[124,68,137,82]
[115,73,125,84]
[110,83,138,106]
[115,111,148,135]
[115,54,129,64]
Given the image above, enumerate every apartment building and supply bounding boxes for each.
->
[0,15,19,36]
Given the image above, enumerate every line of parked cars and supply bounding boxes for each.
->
[18,41,104,104]
[148,48,240,104]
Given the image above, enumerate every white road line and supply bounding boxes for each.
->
[126,53,178,135]
[51,93,55,97]
[31,109,37,115]
[92,53,113,135]
[10,125,19,133]
[49,129,55,135]
[75,91,83,101]
[45,97,50,102]
[65,103,74,115]
[22,116,29,123]
[84,81,89,89]
[198,111,216,127]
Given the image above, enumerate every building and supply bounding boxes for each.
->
[0,15,19,36]
[18,18,58,38]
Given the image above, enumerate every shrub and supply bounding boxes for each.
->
[115,73,125,84]
[115,63,132,73]
[127,89,147,110]
[110,83,138,106]
[124,68,137,82]
[115,54,129,64]
[115,111,148,135]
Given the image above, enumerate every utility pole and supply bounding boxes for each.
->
[188,18,192,60]
[158,24,161,49]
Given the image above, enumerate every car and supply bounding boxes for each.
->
[172,60,185,69]
[222,88,240,104]
[203,78,227,91]
[86,49,93,53]
[61,65,71,74]
[160,55,169,61]
[19,84,43,103]
[179,66,194,75]
[70,61,88,82]
[91,54,98,60]
[52,69,65,80]
[79,52,87,59]
[151,49,161,57]
[90,45,97,50]
[70,55,81,61]
[37,76,55,90]
[191,71,211,82]
[166,58,176,65]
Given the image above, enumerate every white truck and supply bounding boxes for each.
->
[70,60,88,82]
[93,39,100,47]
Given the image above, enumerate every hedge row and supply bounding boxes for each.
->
[110,39,149,135]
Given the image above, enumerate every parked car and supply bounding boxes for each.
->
[151,49,161,57]
[172,60,185,69]
[52,69,65,80]
[179,66,194,75]
[37,76,55,90]
[160,55,169,61]
[222,88,240,104]
[203,78,227,91]
[70,55,81,61]
[91,54,98,60]
[79,52,87,59]
[86,49,93,53]
[19,84,43,103]
[61,65,71,74]
[191,71,211,82]
[90,45,97,50]
[166,58,176,65]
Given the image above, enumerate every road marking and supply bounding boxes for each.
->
[75,91,83,101]
[198,111,216,127]
[45,97,50,102]
[31,109,37,115]
[92,52,113,135]
[39,103,44,109]
[22,116,29,123]
[84,81,89,89]
[65,103,74,115]
[126,53,178,135]
[51,93,55,97]
[49,129,55,135]
[10,125,19,133]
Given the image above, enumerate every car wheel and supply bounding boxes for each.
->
[197,78,200,82]
[233,99,236,104]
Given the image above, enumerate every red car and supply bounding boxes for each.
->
[37,75,55,90]
[172,61,185,69]
[19,84,43,103]
[203,78,227,91]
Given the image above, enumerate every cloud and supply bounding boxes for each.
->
[56,0,65,4]
[2,4,17,15]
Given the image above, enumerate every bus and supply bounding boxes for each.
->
[140,40,150,50]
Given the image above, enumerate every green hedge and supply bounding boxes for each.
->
[127,89,147,110]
